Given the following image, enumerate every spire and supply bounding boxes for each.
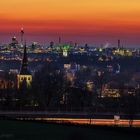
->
[20,43,30,75]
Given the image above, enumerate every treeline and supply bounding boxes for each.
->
[0,62,140,115]
[0,62,93,111]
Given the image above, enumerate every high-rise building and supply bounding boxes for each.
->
[10,36,18,48]
[50,41,54,48]
[17,43,32,88]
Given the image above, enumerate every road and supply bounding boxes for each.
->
[0,111,140,127]
[19,117,140,127]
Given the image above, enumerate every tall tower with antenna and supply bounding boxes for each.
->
[20,28,24,47]
[118,40,121,48]
[59,37,61,44]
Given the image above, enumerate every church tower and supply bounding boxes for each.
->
[17,43,32,88]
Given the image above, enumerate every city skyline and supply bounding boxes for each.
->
[0,0,140,47]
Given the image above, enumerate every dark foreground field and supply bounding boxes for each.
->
[0,120,139,140]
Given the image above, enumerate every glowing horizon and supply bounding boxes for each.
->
[0,0,140,46]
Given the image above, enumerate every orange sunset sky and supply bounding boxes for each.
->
[0,0,140,46]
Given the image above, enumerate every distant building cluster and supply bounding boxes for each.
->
[0,29,140,99]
